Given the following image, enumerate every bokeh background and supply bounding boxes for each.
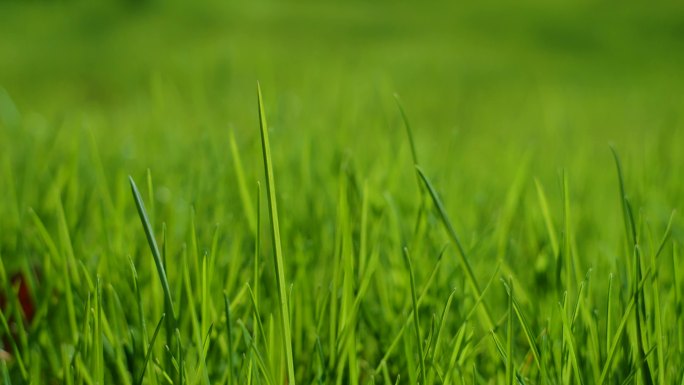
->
[2,0,683,251]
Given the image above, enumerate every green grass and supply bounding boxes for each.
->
[1,0,684,384]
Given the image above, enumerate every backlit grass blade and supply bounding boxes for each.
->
[534,178,559,257]
[605,273,613,365]
[495,156,529,262]
[193,322,214,385]
[94,276,104,385]
[181,245,202,351]
[253,182,262,340]
[442,322,467,385]
[146,168,155,226]
[575,276,600,383]
[611,147,653,385]
[674,242,683,357]
[561,171,581,292]
[224,293,235,385]
[490,329,506,364]
[196,254,212,385]
[651,211,674,385]
[246,284,268,356]
[628,216,650,381]
[256,82,296,385]
[609,145,634,246]
[502,279,542,373]
[558,297,584,385]
[335,246,379,355]
[654,210,675,260]
[137,314,166,385]
[230,128,257,235]
[176,328,185,385]
[599,268,652,383]
[374,247,445,374]
[129,175,177,324]
[395,94,433,260]
[238,320,276,385]
[49,201,79,343]
[403,247,426,385]
[505,278,514,385]
[394,94,419,167]
[416,166,494,331]
[425,288,456,384]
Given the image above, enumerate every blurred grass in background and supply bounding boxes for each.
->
[2,0,682,250]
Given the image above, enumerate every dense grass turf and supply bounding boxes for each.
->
[1,0,684,384]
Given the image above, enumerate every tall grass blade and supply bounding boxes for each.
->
[224,293,235,385]
[609,146,634,246]
[394,94,419,167]
[256,82,296,385]
[534,178,559,257]
[505,278,514,385]
[558,296,584,385]
[94,276,104,385]
[599,269,651,383]
[442,322,467,385]
[652,211,674,385]
[229,128,257,235]
[426,288,456,384]
[137,314,166,385]
[502,280,542,373]
[374,248,445,373]
[129,176,177,324]
[403,247,426,385]
[416,166,494,331]
[0,307,27,379]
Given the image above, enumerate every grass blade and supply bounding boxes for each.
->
[534,178,559,257]
[137,314,166,385]
[403,247,426,385]
[558,296,584,385]
[425,288,456,384]
[416,166,494,331]
[394,94,419,167]
[256,82,296,385]
[609,145,634,246]
[94,276,104,385]
[650,211,674,385]
[129,175,177,324]
[0,307,27,379]
[599,269,652,383]
[229,128,257,235]
[502,279,543,374]
[374,247,445,374]
[224,293,235,385]
[505,278,514,385]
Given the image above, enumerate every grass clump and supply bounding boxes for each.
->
[2,82,682,384]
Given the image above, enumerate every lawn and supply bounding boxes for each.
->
[0,0,683,384]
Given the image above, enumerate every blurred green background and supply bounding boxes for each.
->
[2,0,683,243]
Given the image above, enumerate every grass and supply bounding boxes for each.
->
[1,0,684,384]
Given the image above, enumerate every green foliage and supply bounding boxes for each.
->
[1,1,683,384]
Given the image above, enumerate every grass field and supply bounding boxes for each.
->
[1,0,684,384]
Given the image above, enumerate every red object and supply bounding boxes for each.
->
[0,272,35,333]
